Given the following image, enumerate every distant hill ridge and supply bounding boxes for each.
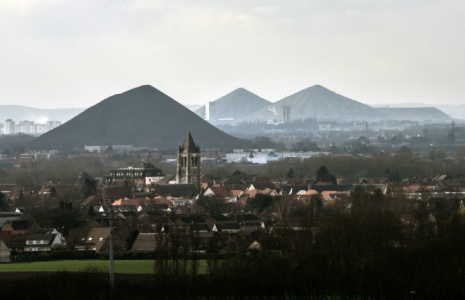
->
[195,88,271,122]
[29,85,252,150]
[376,107,451,122]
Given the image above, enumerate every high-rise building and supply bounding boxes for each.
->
[3,119,15,135]
[47,121,61,130]
[18,120,35,135]
[2,119,61,135]
[35,123,49,135]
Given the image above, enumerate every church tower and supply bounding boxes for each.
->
[176,131,201,192]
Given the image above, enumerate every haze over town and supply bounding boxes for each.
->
[1,0,465,109]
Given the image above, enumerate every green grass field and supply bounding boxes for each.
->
[0,260,209,274]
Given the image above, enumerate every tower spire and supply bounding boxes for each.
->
[176,131,201,193]
[180,131,200,153]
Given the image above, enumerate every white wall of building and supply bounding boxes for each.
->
[4,119,14,134]
[2,119,61,136]
[226,151,329,163]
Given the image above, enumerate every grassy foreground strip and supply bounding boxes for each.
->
[0,260,208,274]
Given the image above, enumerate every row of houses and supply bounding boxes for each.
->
[2,168,465,262]
[0,208,268,261]
[0,219,66,262]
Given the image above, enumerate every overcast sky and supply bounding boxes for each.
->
[1,0,464,109]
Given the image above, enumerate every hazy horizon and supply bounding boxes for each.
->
[1,1,464,109]
[3,84,465,110]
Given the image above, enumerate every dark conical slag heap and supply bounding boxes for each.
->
[30,85,252,150]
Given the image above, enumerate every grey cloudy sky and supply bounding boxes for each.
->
[1,0,464,108]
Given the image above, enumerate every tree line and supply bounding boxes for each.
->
[1,188,464,299]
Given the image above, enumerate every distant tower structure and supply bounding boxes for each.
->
[282,106,291,123]
[205,101,211,121]
[176,131,201,192]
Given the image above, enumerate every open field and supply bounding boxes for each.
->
[0,260,209,274]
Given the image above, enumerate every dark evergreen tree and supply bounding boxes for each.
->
[286,168,296,179]
[384,168,391,178]
[105,143,114,153]
[0,192,9,211]
[50,186,58,198]
[87,205,95,216]
[316,166,337,184]
[389,170,401,182]
[247,194,276,214]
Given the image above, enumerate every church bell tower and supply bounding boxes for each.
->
[176,131,201,192]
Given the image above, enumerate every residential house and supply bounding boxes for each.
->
[10,228,65,252]
[248,182,276,191]
[67,227,129,253]
[0,219,39,247]
[203,186,239,202]
[137,203,169,213]
[153,183,198,198]
[131,233,156,251]
[0,212,23,228]
[201,174,213,190]
[0,184,22,201]
[101,186,133,201]
[258,210,281,225]
[82,195,103,207]
[103,163,164,187]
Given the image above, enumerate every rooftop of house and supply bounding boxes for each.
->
[2,220,37,231]
[131,233,156,251]
[155,183,197,197]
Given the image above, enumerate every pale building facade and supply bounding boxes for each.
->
[2,119,61,136]
[3,119,14,135]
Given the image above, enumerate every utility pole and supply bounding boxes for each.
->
[108,199,114,288]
